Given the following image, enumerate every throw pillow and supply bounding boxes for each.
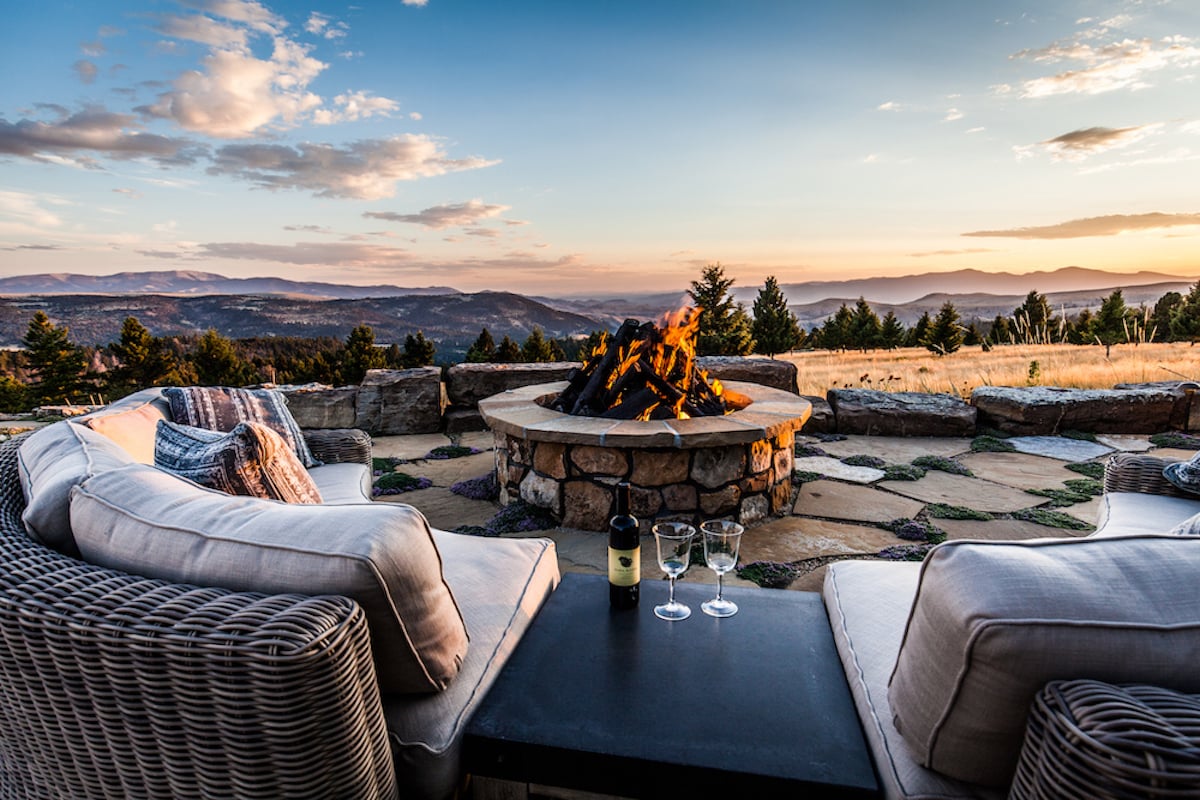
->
[71,463,469,693]
[155,420,323,504]
[82,401,167,464]
[1163,452,1200,496]
[164,386,318,468]
[1169,511,1200,536]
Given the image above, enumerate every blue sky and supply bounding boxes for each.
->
[1,0,1198,295]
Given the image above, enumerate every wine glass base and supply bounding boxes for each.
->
[654,601,692,621]
[701,598,738,618]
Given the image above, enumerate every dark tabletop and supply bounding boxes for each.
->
[464,572,879,799]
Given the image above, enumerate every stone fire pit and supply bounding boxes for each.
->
[479,381,811,531]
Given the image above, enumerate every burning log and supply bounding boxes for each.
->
[557,310,727,420]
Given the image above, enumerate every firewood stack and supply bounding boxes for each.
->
[553,315,727,420]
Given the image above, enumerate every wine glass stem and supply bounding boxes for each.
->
[668,575,676,605]
[716,572,723,601]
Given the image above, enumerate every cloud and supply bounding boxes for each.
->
[1035,124,1154,160]
[196,240,415,266]
[177,0,283,35]
[2,243,63,251]
[402,0,428,6]
[963,212,1200,239]
[908,248,998,257]
[73,60,99,84]
[465,227,501,238]
[943,108,963,122]
[282,223,333,233]
[364,199,511,229]
[1013,36,1200,98]
[113,187,142,198]
[312,90,399,125]
[154,13,249,48]
[0,191,66,230]
[0,106,203,167]
[877,101,902,111]
[305,12,348,39]
[80,41,106,57]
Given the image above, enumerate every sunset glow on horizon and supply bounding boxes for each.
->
[1,0,1198,295]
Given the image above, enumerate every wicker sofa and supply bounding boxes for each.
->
[823,451,1200,799]
[1,388,559,800]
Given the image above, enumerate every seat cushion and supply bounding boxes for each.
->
[81,400,168,464]
[309,461,373,504]
[383,531,559,800]
[1092,491,1200,537]
[164,386,318,467]
[154,420,323,504]
[16,420,135,557]
[888,536,1200,788]
[70,463,469,694]
[823,561,1003,800]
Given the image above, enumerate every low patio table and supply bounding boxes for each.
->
[464,572,879,798]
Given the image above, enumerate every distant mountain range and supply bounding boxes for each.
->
[0,267,1194,348]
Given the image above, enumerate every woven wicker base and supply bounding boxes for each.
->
[1010,680,1200,799]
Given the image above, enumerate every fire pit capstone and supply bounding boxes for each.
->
[479,381,811,532]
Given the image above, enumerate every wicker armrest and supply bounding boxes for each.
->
[1103,452,1190,497]
[303,427,372,465]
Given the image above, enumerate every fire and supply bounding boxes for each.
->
[554,308,726,420]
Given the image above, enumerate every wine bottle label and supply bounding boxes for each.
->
[608,546,640,587]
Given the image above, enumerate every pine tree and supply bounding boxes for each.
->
[1012,290,1055,344]
[402,331,436,367]
[22,311,86,404]
[819,304,853,351]
[1150,291,1182,342]
[520,327,555,362]
[922,301,963,356]
[340,324,386,383]
[1067,309,1094,345]
[878,311,905,349]
[687,263,754,355]
[191,329,250,386]
[108,316,177,395]
[0,375,28,413]
[495,335,522,362]
[1092,289,1130,356]
[907,311,932,348]
[987,314,1012,345]
[1170,281,1200,344]
[465,328,497,362]
[963,322,982,347]
[750,276,802,357]
[847,297,882,352]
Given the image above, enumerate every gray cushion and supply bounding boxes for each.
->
[309,461,373,504]
[888,536,1200,787]
[16,420,135,557]
[155,420,323,504]
[823,561,1003,800]
[384,530,559,800]
[1092,491,1200,537]
[70,463,469,694]
[165,386,318,467]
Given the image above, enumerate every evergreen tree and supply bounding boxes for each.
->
[340,324,386,384]
[987,314,1012,345]
[878,311,906,350]
[818,304,853,351]
[191,329,251,386]
[1012,290,1055,343]
[402,331,436,367]
[963,322,982,347]
[1067,309,1095,345]
[750,276,802,357]
[519,327,555,363]
[495,335,522,362]
[1170,280,1200,343]
[22,311,86,404]
[922,301,963,356]
[465,327,497,363]
[907,311,932,348]
[108,316,178,395]
[1092,289,1130,356]
[1150,291,1182,342]
[0,375,29,413]
[384,342,403,368]
[846,297,882,352]
[687,263,754,355]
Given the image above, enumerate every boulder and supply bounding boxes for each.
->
[445,362,580,408]
[827,389,976,437]
[355,367,445,435]
[279,386,358,429]
[1113,381,1199,431]
[442,407,487,435]
[800,394,835,433]
[971,386,1181,435]
[696,356,798,394]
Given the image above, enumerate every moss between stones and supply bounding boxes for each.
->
[792,470,824,485]
[1066,461,1105,479]
[1150,432,1200,450]
[424,444,481,459]
[1010,507,1093,531]
[926,503,993,521]
[373,472,433,495]
[886,518,947,544]
[882,463,927,481]
[1059,429,1098,442]
[1025,487,1091,507]
[455,500,557,537]
[970,435,1016,453]
[1064,477,1102,496]
[737,560,799,589]
[841,454,886,469]
[878,543,935,561]
[795,444,828,458]
[911,455,973,476]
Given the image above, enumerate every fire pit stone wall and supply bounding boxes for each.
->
[479,381,811,532]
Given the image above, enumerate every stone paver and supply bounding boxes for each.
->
[456,430,495,451]
[793,456,885,484]
[379,487,498,531]
[1095,434,1153,452]
[957,452,1083,490]
[935,517,1075,541]
[372,433,454,460]
[1151,448,1199,462]
[742,516,900,561]
[1063,496,1103,526]
[1007,435,1114,462]
[879,471,1043,513]
[794,480,924,523]
[809,435,970,462]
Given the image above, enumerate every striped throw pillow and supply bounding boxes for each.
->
[155,420,323,504]
[164,386,319,468]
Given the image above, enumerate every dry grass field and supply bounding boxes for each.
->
[780,343,1199,398]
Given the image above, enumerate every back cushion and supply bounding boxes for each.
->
[155,420,323,504]
[82,401,168,464]
[165,386,318,467]
[71,464,468,694]
[16,421,135,557]
[888,536,1200,787]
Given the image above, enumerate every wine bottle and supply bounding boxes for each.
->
[608,482,640,609]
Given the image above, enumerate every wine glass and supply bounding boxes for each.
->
[701,520,743,618]
[652,522,695,621]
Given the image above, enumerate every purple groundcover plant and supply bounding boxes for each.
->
[372,472,433,496]
[455,500,557,536]
[424,445,483,460]
[878,543,934,561]
[450,472,500,501]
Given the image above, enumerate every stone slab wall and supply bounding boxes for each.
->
[971,385,1187,435]
[495,429,796,532]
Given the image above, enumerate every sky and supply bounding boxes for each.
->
[1,0,1198,297]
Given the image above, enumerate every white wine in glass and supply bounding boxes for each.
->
[701,520,742,618]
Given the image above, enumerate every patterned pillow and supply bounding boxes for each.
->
[155,420,323,504]
[164,386,318,468]
[1163,452,1200,496]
